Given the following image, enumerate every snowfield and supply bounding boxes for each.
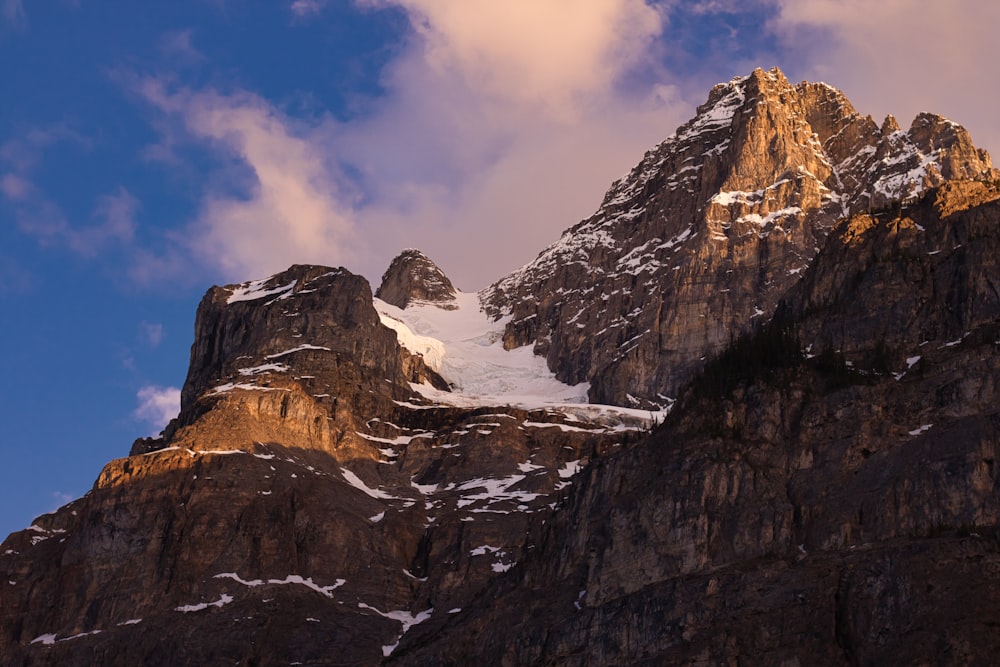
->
[375,292,664,426]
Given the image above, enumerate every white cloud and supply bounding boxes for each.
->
[134,385,181,432]
[771,0,1000,155]
[139,321,164,348]
[364,0,666,118]
[124,3,704,288]
[326,0,688,286]
[290,0,327,18]
[136,80,359,281]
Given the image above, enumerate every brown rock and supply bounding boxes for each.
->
[376,249,458,310]
[481,67,999,408]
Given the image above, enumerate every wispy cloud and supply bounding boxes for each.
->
[0,172,30,200]
[0,125,137,259]
[315,0,686,285]
[139,321,164,348]
[290,0,327,18]
[119,0,999,292]
[135,79,359,281]
[10,186,138,258]
[158,28,205,64]
[134,385,181,432]
[363,0,666,118]
[123,2,690,288]
[1,0,25,26]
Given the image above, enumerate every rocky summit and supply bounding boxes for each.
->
[375,249,459,310]
[4,67,1000,666]
[482,67,997,409]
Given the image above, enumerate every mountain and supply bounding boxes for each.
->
[3,67,1000,666]
[482,67,997,408]
[396,179,1000,666]
[375,249,459,310]
[1,261,648,666]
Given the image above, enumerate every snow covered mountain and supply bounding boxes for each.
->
[482,67,997,408]
[4,68,1000,666]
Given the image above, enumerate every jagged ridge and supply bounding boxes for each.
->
[481,67,997,409]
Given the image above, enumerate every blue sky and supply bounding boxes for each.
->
[1,0,997,539]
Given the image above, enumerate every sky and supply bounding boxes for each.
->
[1,0,998,539]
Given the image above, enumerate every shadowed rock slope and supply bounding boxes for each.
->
[395,181,1000,666]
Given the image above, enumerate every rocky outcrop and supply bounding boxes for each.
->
[394,182,1000,666]
[0,263,642,666]
[481,67,998,408]
[376,249,458,310]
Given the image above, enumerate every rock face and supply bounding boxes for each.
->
[482,67,998,408]
[3,68,1000,666]
[376,249,458,310]
[394,181,1000,667]
[0,263,643,666]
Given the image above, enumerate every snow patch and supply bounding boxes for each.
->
[357,603,433,657]
[266,344,331,359]
[238,363,289,376]
[175,594,234,613]
[340,468,407,502]
[214,572,345,598]
[226,279,296,304]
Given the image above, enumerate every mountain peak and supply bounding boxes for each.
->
[482,67,999,407]
[376,249,458,309]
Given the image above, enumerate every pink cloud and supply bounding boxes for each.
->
[0,172,31,200]
[136,79,360,281]
[363,0,665,118]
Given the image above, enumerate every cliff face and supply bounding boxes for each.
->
[0,261,645,666]
[481,67,998,409]
[395,182,1000,667]
[3,68,1000,667]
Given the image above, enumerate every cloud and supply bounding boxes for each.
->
[2,0,25,26]
[135,79,359,281]
[124,3,701,288]
[139,321,164,348]
[365,0,665,118]
[0,172,30,200]
[290,0,327,18]
[159,29,205,64]
[12,186,138,258]
[134,385,181,432]
[0,125,138,260]
[771,0,1000,155]
[322,0,688,286]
